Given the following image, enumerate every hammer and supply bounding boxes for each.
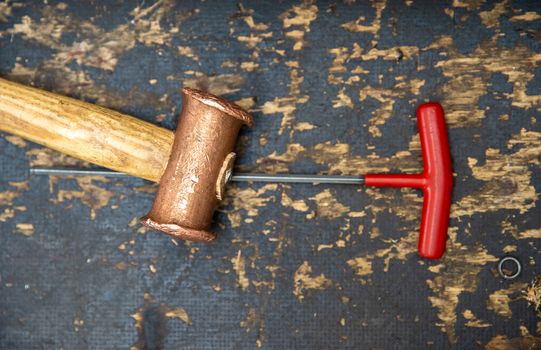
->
[0,78,453,259]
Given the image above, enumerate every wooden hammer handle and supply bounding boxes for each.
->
[0,77,173,182]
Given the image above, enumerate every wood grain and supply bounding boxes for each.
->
[0,77,173,182]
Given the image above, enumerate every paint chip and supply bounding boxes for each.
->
[15,223,34,236]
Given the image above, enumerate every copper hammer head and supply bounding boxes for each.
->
[141,87,253,242]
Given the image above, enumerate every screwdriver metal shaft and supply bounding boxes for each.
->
[29,168,366,185]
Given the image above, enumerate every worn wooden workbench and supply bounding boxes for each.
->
[0,1,540,349]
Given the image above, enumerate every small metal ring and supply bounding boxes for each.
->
[497,256,521,280]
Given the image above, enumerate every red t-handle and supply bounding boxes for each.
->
[364,103,453,259]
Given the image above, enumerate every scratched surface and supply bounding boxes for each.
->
[0,0,540,349]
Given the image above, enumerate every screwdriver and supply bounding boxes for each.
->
[27,103,453,259]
